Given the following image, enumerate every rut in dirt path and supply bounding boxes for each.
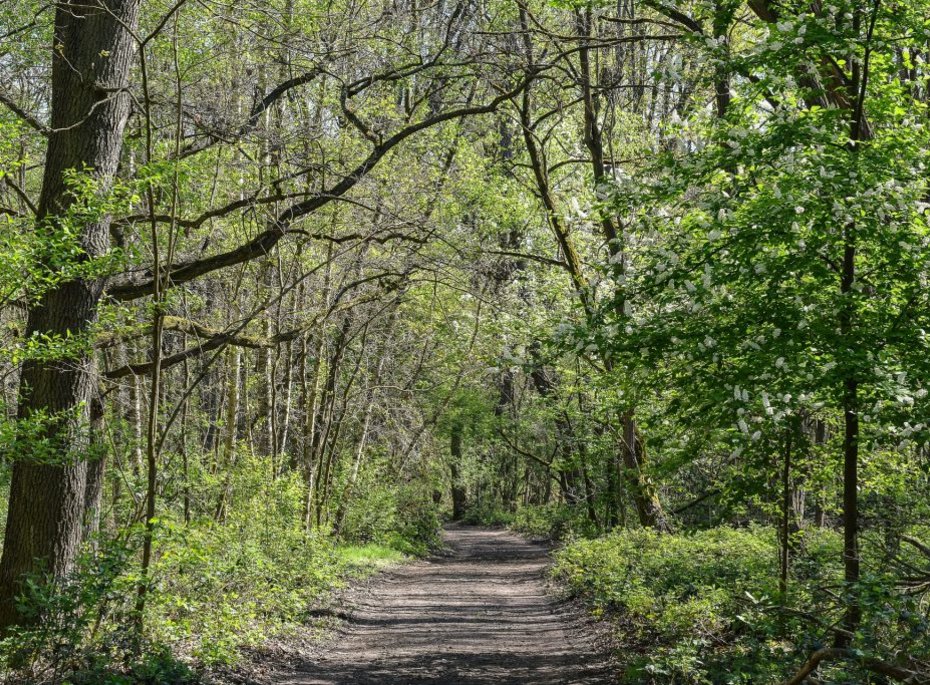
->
[277,525,612,685]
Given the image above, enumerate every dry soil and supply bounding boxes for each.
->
[276,525,612,684]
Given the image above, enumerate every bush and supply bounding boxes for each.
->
[390,484,443,555]
[553,526,802,683]
[337,454,442,556]
[510,503,594,540]
[0,453,433,684]
[553,525,930,683]
[459,500,514,527]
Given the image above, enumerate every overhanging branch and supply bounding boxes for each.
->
[107,73,535,302]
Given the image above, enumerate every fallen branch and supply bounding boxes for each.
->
[781,647,929,685]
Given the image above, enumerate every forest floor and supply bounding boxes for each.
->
[272,525,613,684]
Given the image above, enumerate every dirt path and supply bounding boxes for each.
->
[276,526,612,684]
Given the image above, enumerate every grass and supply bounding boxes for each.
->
[337,543,407,571]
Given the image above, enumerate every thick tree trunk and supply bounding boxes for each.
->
[837,38,865,636]
[839,377,860,641]
[0,0,139,631]
[712,1,734,120]
[620,412,670,531]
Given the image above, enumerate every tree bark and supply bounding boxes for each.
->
[333,313,395,536]
[0,0,140,631]
[780,425,794,600]
[83,394,107,543]
[450,425,467,521]
[214,346,241,522]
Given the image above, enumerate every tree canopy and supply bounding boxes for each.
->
[0,0,928,682]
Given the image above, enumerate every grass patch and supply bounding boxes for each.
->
[337,543,406,571]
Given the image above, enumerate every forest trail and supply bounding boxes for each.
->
[277,526,612,684]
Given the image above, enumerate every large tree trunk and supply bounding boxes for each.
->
[519,14,669,531]
[620,412,671,531]
[0,0,140,630]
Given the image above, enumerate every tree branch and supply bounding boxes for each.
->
[781,648,929,685]
[107,74,534,302]
[178,67,323,158]
[0,90,49,136]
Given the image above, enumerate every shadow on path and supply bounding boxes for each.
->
[276,526,612,684]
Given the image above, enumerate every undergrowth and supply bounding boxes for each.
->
[552,526,930,684]
[0,454,436,685]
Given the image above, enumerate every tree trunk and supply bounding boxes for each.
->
[301,333,326,530]
[0,0,139,631]
[333,404,373,537]
[311,314,352,527]
[780,425,794,600]
[333,315,394,536]
[620,412,670,531]
[576,18,670,533]
[215,346,241,522]
[83,394,107,544]
[450,425,467,521]
[256,261,275,460]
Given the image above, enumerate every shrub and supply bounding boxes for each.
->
[553,526,796,683]
[0,453,432,684]
[390,484,443,555]
[337,457,442,555]
[511,503,593,540]
[460,500,514,527]
[554,524,930,683]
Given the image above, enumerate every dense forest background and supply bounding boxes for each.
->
[1,0,929,682]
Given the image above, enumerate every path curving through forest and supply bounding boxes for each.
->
[277,526,612,684]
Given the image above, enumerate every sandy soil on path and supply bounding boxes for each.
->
[276,525,612,684]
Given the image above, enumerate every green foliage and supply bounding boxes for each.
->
[0,453,425,684]
[337,543,406,571]
[511,504,581,540]
[389,484,443,556]
[460,501,515,528]
[553,525,930,683]
[553,527,792,682]
[1,0,929,681]
[337,454,443,556]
